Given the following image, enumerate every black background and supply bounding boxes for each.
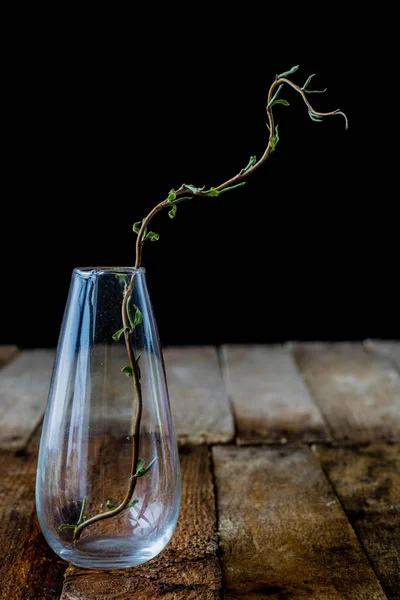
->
[2,16,396,347]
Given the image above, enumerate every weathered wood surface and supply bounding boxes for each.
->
[0,349,55,450]
[293,343,400,442]
[1,341,399,599]
[164,346,234,445]
[365,339,400,371]
[221,345,328,443]
[314,443,400,600]
[0,449,66,600]
[61,446,221,599]
[0,344,18,366]
[54,344,234,444]
[213,445,386,600]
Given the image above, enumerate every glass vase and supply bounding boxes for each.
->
[36,267,181,569]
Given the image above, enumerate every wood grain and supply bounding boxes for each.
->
[0,449,66,600]
[213,445,386,600]
[0,345,18,366]
[365,339,400,371]
[0,349,54,450]
[293,342,400,442]
[221,345,328,443]
[313,443,400,600]
[2,343,398,599]
[61,446,221,599]
[164,346,234,445]
[58,344,234,444]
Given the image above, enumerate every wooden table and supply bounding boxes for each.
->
[1,342,399,600]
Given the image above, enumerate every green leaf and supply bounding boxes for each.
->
[304,88,327,94]
[121,365,133,377]
[134,219,149,239]
[145,231,159,242]
[127,299,142,331]
[268,84,283,107]
[135,456,158,478]
[205,187,220,197]
[168,205,177,219]
[301,73,316,90]
[277,65,299,78]
[135,458,145,473]
[135,354,141,380]
[270,99,290,108]
[77,496,87,526]
[167,189,177,203]
[219,182,246,194]
[243,155,257,172]
[59,496,87,530]
[59,523,77,531]
[133,220,143,235]
[202,183,246,196]
[106,498,138,510]
[127,296,134,328]
[308,111,323,123]
[112,327,128,342]
[132,304,143,329]
[269,124,279,150]
[183,184,205,194]
[302,73,327,94]
[115,273,129,288]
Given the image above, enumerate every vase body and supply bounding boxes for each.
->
[36,267,181,569]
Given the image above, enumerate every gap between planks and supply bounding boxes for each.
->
[313,442,400,600]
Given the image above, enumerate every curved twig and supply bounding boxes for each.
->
[134,72,347,263]
[73,275,142,541]
[69,66,347,541]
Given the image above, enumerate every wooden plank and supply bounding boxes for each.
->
[61,446,221,599]
[213,445,386,600]
[0,344,18,366]
[293,343,400,442]
[365,339,400,370]
[164,346,234,445]
[2,345,233,449]
[221,345,329,443]
[86,345,234,444]
[0,449,66,600]
[313,443,400,600]
[0,349,54,450]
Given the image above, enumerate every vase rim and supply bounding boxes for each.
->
[74,266,146,278]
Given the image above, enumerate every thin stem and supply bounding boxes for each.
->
[77,496,87,525]
[73,275,142,541]
[134,76,346,261]
[68,67,347,541]
[277,76,348,128]
[135,203,170,268]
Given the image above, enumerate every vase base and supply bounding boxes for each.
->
[56,526,177,569]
